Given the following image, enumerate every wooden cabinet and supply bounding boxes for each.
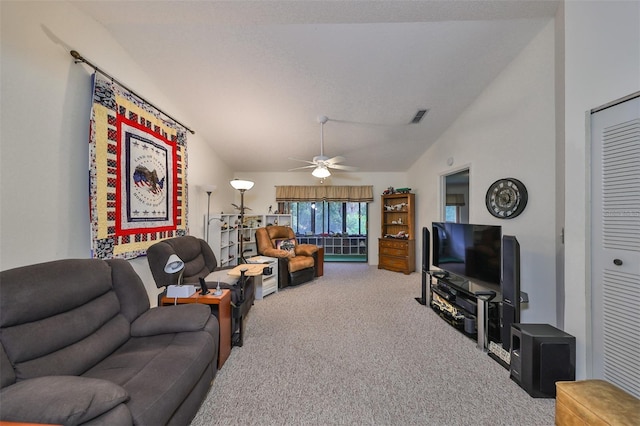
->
[378,192,415,274]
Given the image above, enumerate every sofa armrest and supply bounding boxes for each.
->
[0,376,128,425]
[131,304,212,337]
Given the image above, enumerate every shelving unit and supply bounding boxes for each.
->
[209,213,293,261]
[238,214,262,259]
[378,192,415,274]
[428,273,501,349]
[296,235,367,261]
[207,213,238,267]
[264,214,291,227]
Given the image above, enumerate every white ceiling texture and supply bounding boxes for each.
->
[72,0,559,173]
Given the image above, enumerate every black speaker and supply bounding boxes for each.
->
[510,323,575,398]
[416,227,430,305]
[501,235,520,350]
[422,227,430,272]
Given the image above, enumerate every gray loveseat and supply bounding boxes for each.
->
[0,258,218,425]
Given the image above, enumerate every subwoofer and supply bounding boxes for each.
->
[501,235,520,350]
[510,323,576,398]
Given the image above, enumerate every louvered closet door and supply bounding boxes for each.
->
[590,94,640,398]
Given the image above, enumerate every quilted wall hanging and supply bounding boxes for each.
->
[89,73,188,259]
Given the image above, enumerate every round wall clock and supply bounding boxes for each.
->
[485,178,528,219]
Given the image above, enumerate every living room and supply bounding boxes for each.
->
[1,1,639,424]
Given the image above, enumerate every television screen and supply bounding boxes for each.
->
[432,222,502,288]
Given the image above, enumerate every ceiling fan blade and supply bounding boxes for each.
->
[288,157,317,165]
[328,164,358,171]
[325,155,346,165]
[288,165,317,171]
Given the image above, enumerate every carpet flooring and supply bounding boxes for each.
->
[191,263,555,425]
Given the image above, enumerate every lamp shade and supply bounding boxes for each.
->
[201,184,217,194]
[312,166,331,178]
[164,254,184,273]
[230,179,254,191]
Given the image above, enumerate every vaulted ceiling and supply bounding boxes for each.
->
[72,1,558,173]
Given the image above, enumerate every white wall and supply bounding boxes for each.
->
[408,20,557,325]
[0,1,235,303]
[231,171,408,264]
[562,0,640,379]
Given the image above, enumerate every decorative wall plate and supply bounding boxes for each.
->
[485,178,528,219]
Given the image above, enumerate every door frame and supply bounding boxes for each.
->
[587,91,640,378]
[440,164,471,223]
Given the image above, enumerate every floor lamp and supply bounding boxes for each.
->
[202,185,217,244]
[230,178,254,264]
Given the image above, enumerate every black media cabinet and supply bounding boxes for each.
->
[427,272,502,349]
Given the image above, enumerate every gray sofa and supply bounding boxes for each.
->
[0,258,218,425]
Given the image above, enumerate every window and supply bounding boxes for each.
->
[291,201,367,235]
[288,201,368,261]
[445,205,460,222]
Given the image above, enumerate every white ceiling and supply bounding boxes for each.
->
[72,0,558,174]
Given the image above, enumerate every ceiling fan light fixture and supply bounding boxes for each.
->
[312,166,331,178]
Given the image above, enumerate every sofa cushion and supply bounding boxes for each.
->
[0,375,129,425]
[83,316,218,425]
[0,345,15,389]
[0,259,113,326]
[0,259,130,380]
[108,259,151,323]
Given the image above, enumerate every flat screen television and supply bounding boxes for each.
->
[432,222,502,290]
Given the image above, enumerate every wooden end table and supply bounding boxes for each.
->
[160,289,231,369]
[315,246,324,277]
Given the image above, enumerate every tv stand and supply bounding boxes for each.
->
[427,272,501,350]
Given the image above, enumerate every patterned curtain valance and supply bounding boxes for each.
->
[275,185,374,202]
[446,194,466,206]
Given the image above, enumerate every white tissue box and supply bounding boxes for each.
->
[166,285,197,298]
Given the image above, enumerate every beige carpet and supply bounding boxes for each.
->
[191,263,555,425]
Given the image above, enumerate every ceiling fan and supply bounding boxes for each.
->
[288,116,357,178]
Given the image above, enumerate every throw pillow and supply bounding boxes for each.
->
[275,239,296,256]
[0,376,129,424]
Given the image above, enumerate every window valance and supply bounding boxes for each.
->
[446,194,466,206]
[275,185,374,202]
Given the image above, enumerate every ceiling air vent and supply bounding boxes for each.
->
[410,109,429,124]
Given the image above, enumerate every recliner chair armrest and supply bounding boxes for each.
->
[131,304,212,336]
[260,247,294,258]
[295,244,318,257]
[0,376,129,425]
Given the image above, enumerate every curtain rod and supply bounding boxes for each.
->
[70,50,195,135]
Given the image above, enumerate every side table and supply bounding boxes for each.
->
[160,289,232,369]
[246,255,279,299]
[315,246,324,277]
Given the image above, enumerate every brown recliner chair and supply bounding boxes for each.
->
[146,235,254,346]
[255,226,319,288]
